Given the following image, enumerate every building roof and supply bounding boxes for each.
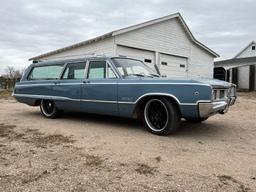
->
[233,41,256,58]
[214,56,256,69]
[29,12,219,61]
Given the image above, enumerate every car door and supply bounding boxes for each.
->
[53,61,87,111]
[80,60,118,115]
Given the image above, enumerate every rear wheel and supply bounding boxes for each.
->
[40,100,61,118]
[143,98,180,136]
[185,117,208,123]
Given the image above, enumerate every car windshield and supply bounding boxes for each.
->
[111,58,159,78]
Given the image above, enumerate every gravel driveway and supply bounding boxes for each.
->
[0,92,256,192]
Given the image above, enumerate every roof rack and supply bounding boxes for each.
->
[35,53,111,63]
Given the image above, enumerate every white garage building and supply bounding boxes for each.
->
[30,13,219,78]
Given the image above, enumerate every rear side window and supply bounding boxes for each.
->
[28,65,63,80]
[62,62,86,79]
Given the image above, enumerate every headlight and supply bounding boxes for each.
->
[229,86,236,97]
[212,89,229,101]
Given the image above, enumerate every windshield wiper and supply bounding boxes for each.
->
[149,73,160,77]
[128,74,146,77]
[134,74,155,78]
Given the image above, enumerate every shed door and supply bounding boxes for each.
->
[237,66,249,89]
[116,45,155,69]
[159,53,188,77]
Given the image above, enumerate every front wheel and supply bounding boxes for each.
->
[40,100,61,118]
[143,98,180,136]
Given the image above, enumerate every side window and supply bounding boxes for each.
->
[28,65,63,80]
[87,61,117,79]
[62,62,86,80]
[87,61,106,79]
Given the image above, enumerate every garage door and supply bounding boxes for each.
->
[116,45,155,69]
[159,53,188,77]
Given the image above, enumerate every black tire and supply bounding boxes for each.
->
[185,117,208,123]
[40,100,61,118]
[143,98,180,136]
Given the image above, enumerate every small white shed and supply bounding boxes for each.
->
[30,13,219,78]
[214,41,256,91]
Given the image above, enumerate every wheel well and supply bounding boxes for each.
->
[35,99,41,106]
[132,95,181,119]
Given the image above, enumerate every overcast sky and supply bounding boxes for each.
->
[0,0,255,74]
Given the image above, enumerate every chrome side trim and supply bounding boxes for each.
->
[13,94,80,101]
[15,82,211,87]
[84,82,117,85]
[118,82,211,86]
[15,83,54,87]
[13,93,210,106]
[133,93,211,106]
[56,83,82,86]
[80,99,117,104]
[135,93,181,104]
[13,94,117,104]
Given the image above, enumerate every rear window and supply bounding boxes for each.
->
[28,65,63,80]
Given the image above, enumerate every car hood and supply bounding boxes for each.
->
[126,76,233,88]
[190,77,233,88]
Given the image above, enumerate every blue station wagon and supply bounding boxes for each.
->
[13,56,237,135]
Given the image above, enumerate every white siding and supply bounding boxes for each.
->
[189,43,214,78]
[115,18,191,58]
[38,37,114,60]
[236,43,256,58]
[234,42,256,90]
[255,65,256,90]
[115,18,214,78]
[237,66,250,89]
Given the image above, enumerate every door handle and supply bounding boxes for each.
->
[83,80,90,84]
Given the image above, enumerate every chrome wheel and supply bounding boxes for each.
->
[144,99,169,132]
[41,100,55,117]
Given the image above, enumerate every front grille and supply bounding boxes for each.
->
[213,89,228,101]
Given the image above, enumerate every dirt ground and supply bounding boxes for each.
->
[0,92,256,192]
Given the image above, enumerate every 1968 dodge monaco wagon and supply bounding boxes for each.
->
[13,56,236,135]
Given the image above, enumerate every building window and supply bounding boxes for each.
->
[252,45,255,50]
[144,59,152,63]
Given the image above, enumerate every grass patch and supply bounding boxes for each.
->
[135,163,158,176]
[218,175,250,192]
[155,156,161,163]
[22,170,49,184]
[0,125,75,148]
[85,154,104,167]
[0,90,12,98]
[0,124,17,138]
[25,132,75,148]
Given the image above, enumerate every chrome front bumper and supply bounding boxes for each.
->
[198,96,236,118]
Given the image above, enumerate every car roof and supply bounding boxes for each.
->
[31,56,141,66]
[31,56,111,66]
